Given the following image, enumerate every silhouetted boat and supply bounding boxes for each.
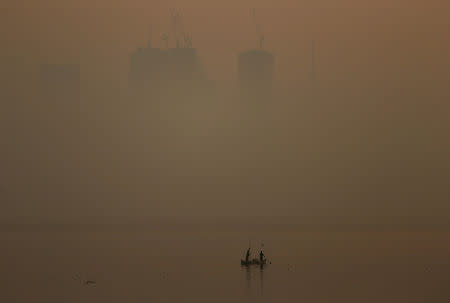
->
[241,258,267,266]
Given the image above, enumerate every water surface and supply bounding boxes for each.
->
[1,221,449,302]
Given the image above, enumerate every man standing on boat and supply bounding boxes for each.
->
[245,247,251,263]
[259,250,265,263]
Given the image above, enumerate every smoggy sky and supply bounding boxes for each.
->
[1,0,449,220]
[2,0,449,90]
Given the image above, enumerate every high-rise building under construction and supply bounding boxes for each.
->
[238,10,274,102]
[129,10,213,101]
[238,49,274,102]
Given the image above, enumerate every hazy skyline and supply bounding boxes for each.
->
[2,1,449,90]
[1,1,449,220]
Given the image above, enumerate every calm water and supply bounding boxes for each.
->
[1,223,449,302]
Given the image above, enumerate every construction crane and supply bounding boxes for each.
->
[170,8,184,48]
[259,34,264,49]
[253,8,264,49]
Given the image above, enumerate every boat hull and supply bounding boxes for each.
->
[240,258,267,266]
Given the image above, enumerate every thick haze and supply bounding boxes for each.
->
[1,0,449,221]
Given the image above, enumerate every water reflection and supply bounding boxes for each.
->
[245,264,251,294]
[259,264,264,296]
[241,263,266,296]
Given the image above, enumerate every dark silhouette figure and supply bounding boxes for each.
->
[245,248,251,262]
[259,250,265,263]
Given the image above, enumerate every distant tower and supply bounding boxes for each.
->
[239,9,273,102]
[238,49,274,102]
[129,9,213,100]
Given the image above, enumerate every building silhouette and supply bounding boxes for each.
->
[129,45,210,99]
[129,10,214,101]
[238,49,274,102]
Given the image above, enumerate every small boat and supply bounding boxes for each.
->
[241,258,267,266]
